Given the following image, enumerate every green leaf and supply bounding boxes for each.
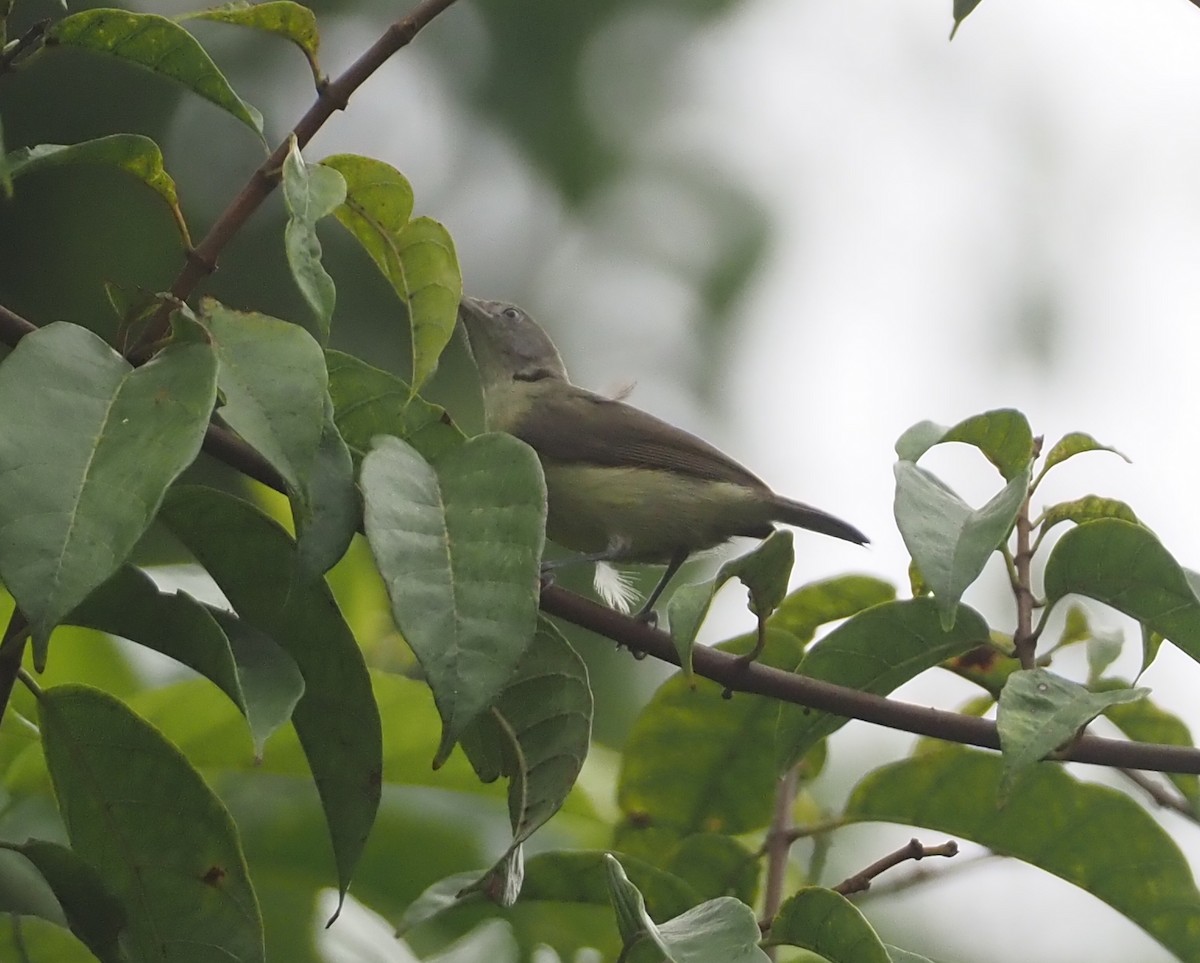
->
[160,486,381,908]
[325,349,463,463]
[663,834,758,905]
[950,0,985,38]
[68,565,304,756]
[846,747,1200,962]
[605,854,672,961]
[885,948,940,963]
[293,396,359,576]
[653,897,769,963]
[769,574,896,645]
[895,409,1033,481]
[397,851,701,936]
[323,154,461,393]
[39,684,264,963]
[995,669,1147,797]
[0,322,217,664]
[47,9,264,138]
[202,300,325,490]
[892,461,1028,629]
[1035,431,1128,486]
[461,621,591,861]
[201,300,355,575]
[1044,519,1200,667]
[766,887,890,963]
[281,138,345,343]
[4,135,190,243]
[1085,625,1124,684]
[606,855,769,963]
[666,531,795,673]
[1036,495,1138,538]
[178,1,322,83]
[619,629,803,837]
[0,839,126,963]
[775,599,989,771]
[362,434,544,763]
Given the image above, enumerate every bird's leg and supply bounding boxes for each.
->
[633,548,689,625]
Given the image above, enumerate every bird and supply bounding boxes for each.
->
[457,296,868,621]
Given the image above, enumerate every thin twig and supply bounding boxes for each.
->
[1011,435,1043,669]
[832,838,958,897]
[858,850,997,900]
[1119,767,1199,823]
[131,0,462,355]
[783,818,845,844]
[0,610,29,725]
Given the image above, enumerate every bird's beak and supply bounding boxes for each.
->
[458,296,489,323]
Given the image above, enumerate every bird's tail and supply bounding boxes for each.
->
[772,496,869,545]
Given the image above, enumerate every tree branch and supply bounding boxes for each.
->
[761,767,799,957]
[832,838,959,897]
[538,585,1200,775]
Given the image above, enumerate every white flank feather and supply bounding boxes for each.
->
[593,561,641,614]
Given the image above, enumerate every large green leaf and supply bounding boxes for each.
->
[460,620,592,901]
[361,434,545,763]
[201,300,356,575]
[202,300,325,491]
[846,747,1200,961]
[4,135,189,243]
[160,486,381,907]
[68,565,304,756]
[322,154,461,393]
[775,599,989,771]
[39,684,263,962]
[47,9,264,137]
[1044,519,1200,667]
[0,322,217,663]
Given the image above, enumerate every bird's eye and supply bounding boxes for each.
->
[502,307,520,321]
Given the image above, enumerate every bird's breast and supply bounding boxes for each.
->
[539,462,772,562]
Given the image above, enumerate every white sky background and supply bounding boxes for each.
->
[291,0,1200,959]
[683,2,1200,960]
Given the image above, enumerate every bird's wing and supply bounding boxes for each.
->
[515,387,770,490]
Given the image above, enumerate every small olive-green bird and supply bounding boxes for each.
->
[458,296,868,619]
